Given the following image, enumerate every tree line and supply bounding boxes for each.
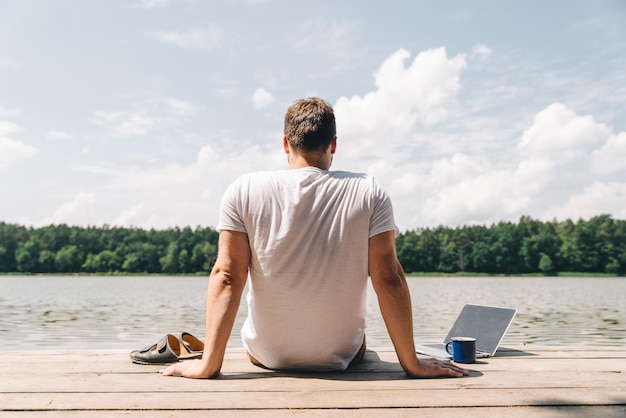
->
[396,214,625,275]
[0,214,624,275]
[0,223,218,274]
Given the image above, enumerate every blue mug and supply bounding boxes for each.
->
[445,337,476,364]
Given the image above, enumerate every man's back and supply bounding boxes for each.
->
[217,167,397,370]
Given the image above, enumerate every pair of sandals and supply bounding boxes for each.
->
[130,332,204,365]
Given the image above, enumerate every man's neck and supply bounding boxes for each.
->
[283,136,336,171]
[288,154,330,170]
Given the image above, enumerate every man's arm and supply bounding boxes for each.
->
[160,230,250,378]
[369,230,468,378]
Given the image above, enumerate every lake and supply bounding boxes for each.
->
[1,275,624,351]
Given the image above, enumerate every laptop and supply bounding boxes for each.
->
[415,304,517,359]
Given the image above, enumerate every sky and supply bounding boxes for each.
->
[1,0,625,232]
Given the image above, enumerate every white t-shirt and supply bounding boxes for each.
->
[217,167,398,370]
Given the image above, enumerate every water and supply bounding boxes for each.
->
[1,275,624,350]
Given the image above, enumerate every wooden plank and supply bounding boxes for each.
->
[3,347,624,374]
[1,387,625,410]
[5,345,625,359]
[2,347,625,413]
[3,366,625,393]
[3,355,623,379]
[2,347,623,375]
[2,345,624,377]
[495,347,626,359]
[2,406,626,418]
[3,351,624,384]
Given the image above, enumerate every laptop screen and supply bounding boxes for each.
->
[444,304,517,355]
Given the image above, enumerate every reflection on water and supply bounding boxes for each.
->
[0,276,624,350]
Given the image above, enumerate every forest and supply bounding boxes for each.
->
[0,214,624,275]
[0,223,218,275]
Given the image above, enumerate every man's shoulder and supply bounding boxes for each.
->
[233,170,287,183]
[231,169,377,188]
[329,170,373,182]
[330,169,368,177]
[236,169,371,180]
[331,171,382,190]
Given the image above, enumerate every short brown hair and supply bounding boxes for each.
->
[284,97,336,152]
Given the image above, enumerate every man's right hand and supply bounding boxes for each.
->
[406,357,469,378]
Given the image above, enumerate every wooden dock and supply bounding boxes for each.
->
[1,346,625,417]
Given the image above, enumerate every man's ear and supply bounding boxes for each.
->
[330,136,337,154]
[283,136,290,154]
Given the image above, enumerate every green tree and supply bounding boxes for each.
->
[82,250,119,273]
[538,252,555,275]
[0,245,8,272]
[160,242,180,274]
[471,241,494,273]
[202,242,218,272]
[417,228,441,272]
[396,232,420,273]
[438,242,458,273]
[190,242,217,273]
[177,226,197,255]
[38,250,56,273]
[122,252,143,273]
[55,245,83,273]
[121,243,161,273]
[178,249,190,273]
[15,239,39,273]
[491,222,522,274]
[613,220,626,274]
[0,223,24,272]
[605,257,620,274]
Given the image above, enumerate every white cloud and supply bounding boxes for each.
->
[332,52,626,230]
[91,98,197,138]
[0,137,38,168]
[422,167,514,226]
[0,121,37,168]
[55,139,285,229]
[519,103,610,158]
[150,28,226,50]
[471,44,493,60]
[111,202,148,226]
[396,152,540,227]
[0,59,20,71]
[590,132,626,176]
[544,182,626,221]
[39,193,97,226]
[509,103,613,199]
[334,47,467,163]
[135,0,170,8]
[294,19,359,60]
[0,120,21,136]
[252,88,275,109]
[400,102,625,228]
[46,130,73,140]
[92,110,155,137]
[0,107,21,118]
[161,98,198,116]
[197,144,219,165]
[0,120,22,136]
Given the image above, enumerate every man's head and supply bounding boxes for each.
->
[284,97,336,153]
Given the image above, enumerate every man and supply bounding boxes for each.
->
[160,97,468,378]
